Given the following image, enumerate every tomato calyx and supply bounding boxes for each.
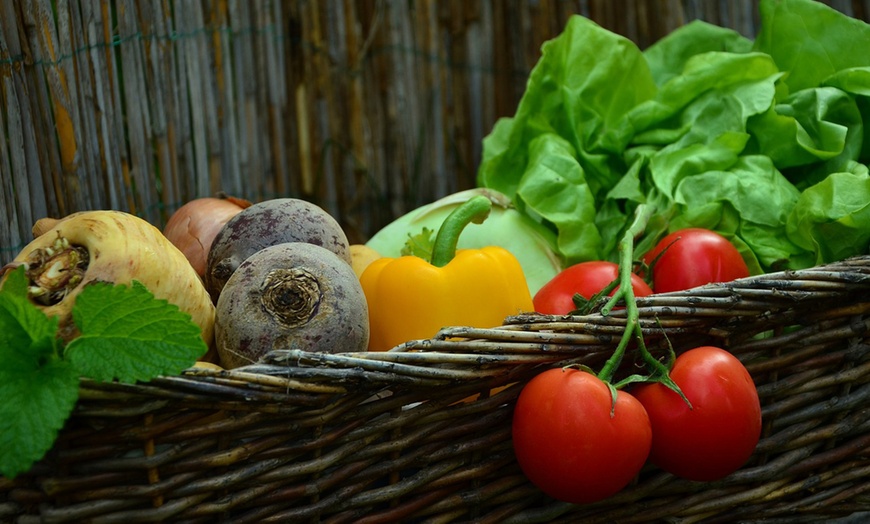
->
[560,362,628,417]
[569,272,621,315]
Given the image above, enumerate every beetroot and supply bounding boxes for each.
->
[214,242,368,369]
[205,198,351,302]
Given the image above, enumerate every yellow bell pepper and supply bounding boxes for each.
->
[360,196,534,351]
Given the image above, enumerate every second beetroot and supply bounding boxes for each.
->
[205,198,352,302]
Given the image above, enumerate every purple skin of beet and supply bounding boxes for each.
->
[205,198,351,303]
[214,242,369,369]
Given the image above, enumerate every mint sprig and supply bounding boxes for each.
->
[0,267,207,479]
[68,281,207,383]
[0,349,79,480]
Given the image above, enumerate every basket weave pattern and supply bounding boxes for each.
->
[3,256,870,522]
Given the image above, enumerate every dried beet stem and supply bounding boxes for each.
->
[261,268,322,328]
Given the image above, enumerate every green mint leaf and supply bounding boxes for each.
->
[401,227,436,261]
[65,281,207,383]
[0,346,79,479]
[0,266,60,355]
[0,266,72,479]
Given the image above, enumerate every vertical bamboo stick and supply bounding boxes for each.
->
[322,1,348,221]
[116,1,160,222]
[1,2,48,238]
[252,1,278,198]
[398,1,427,209]
[0,77,22,253]
[263,1,290,202]
[489,1,511,121]
[162,0,188,211]
[168,2,192,202]
[228,0,260,199]
[21,2,63,220]
[0,13,11,250]
[435,0,452,198]
[469,1,493,178]
[295,0,317,198]
[212,0,242,200]
[136,0,171,221]
[2,74,37,243]
[458,0,476,191]
[198,0,223,198]
[63,1,103,213]
[176,2,212,202]
[356,0,392,237]
[341,0,369,242]
[46,0,84,215]
[91,0,129,212]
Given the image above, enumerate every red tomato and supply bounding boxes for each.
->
[643,228,750,293]
[512,368,652,504]
[533,261,653,315]
[632,346,761,482]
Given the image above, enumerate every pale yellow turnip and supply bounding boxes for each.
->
[2,211,216,358]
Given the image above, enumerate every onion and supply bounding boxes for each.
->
[163,194,252,277]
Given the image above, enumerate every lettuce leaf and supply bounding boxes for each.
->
[787,168,870,265]
[644,20,754,87]
[754,0,870,93]
[669,155,804,271]
[477,16,657,263]
[477,0,870,271]
[824,67,870,163]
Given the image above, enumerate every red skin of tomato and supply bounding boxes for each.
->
[512,368,652,504]
[533,261,653,315]
[643,228,750,293]
[632,346,761,482]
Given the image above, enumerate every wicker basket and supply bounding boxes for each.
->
[2,256,870,523]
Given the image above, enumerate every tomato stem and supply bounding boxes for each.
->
[594,205,693,408]
[597,205,652,384]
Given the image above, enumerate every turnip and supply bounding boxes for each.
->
[206,198,351,302]
[1,211,216,350]
[215,242,369,369]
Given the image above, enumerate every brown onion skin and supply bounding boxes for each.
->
[163,195,251,277]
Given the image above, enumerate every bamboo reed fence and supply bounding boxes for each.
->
[1,0,868,260]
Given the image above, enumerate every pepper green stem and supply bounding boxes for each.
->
[430,195,492,267]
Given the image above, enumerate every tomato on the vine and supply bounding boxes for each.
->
[643,228,750,293]
[533,261,653,315]
[511,367,652,504]
[632,346,761,482]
